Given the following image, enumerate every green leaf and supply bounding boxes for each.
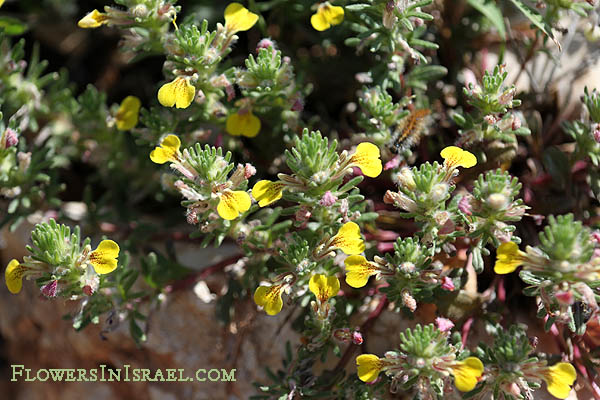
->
[0,16,28,36]
[467,0,506,40]
[507,0,560,50]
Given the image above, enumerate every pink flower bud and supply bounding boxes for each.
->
[483,114,497,125]
[244,163,257,179]
[41,280,58,298]
[83,285,94,296]
[593,124,600,144]
[3,128,18,148]
[352,330,363,345]
[291,97,304,112]
[319,191,338,206]
[256,38,276,54]
[441,276,455,291]
[295,206,311,222]
[512,116,522,130]
[384,155,401,171]
[435,317,455,332]
[458,195,472,215]
[555,291,574,305]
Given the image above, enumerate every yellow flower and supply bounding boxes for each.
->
[115,96,141,131]
[494,242,526,274]
[311,3,344,31]
[330,222,365,255]
[450,357,484,392]
[226,110,261,138]
[542,362,576,399]
[309,274,340,302]
[217,190,251,220]
[252,180,284,207]
[254,284,284,315]
[89,240,120,274]
[150,134,181,164]
[356,354,383,383]
[0,0,5,8]
[157,77,195,109]
[5,259,25,294]
[78,9,109,29]
[224,3,259,33]
[349,142,383,178]
[441,146,477,169]
[344,255,379,288]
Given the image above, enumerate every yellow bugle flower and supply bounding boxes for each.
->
[311,3,344,31]
[224,3,259,33]
[252,180,284,207]
[150,134,181,164]
[157,77,195,109]
[217,190,251,220]
[89,240,120,274]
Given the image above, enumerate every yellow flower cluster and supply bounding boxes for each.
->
[5,240,119,294]
[356,354,484,392]
[311,3,344,31]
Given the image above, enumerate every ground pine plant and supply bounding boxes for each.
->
[2,0,600,398]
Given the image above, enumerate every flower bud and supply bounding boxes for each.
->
[458,195,473,215]
[430,183,449,203]
[319,191,338,206]
[256,38,277,54]
[397,167,416,190]
[435,317,454,332]
[401,289,417,312]
[2,128,18,148]
[41,280,58,298]
[244,163,257,179]
[441,276,455,291]
[400,262,415,274]
[486,193,509,210]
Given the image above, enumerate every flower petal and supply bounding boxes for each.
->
[217,191,251,220]
[78,10,108,29]
[158,77,195,109]
[309,274,340,302]
[544,362,576,399]
[451,357,484,392]
[224,3,259,32]
[323,5,344,25]
[356,354,383,383]
[116,96,141,131]
[254,285,283,315]
[351,142,382,178]
[311,12,330,31]
[252,180,284,207]
[441,146,477,168]
[150,134,181,164]
[242,112,261,137]
[494,242,523,274]
[89,239,120,275]
[332,222,365,255]
[5,259,24,294]
[344,255,377,288]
